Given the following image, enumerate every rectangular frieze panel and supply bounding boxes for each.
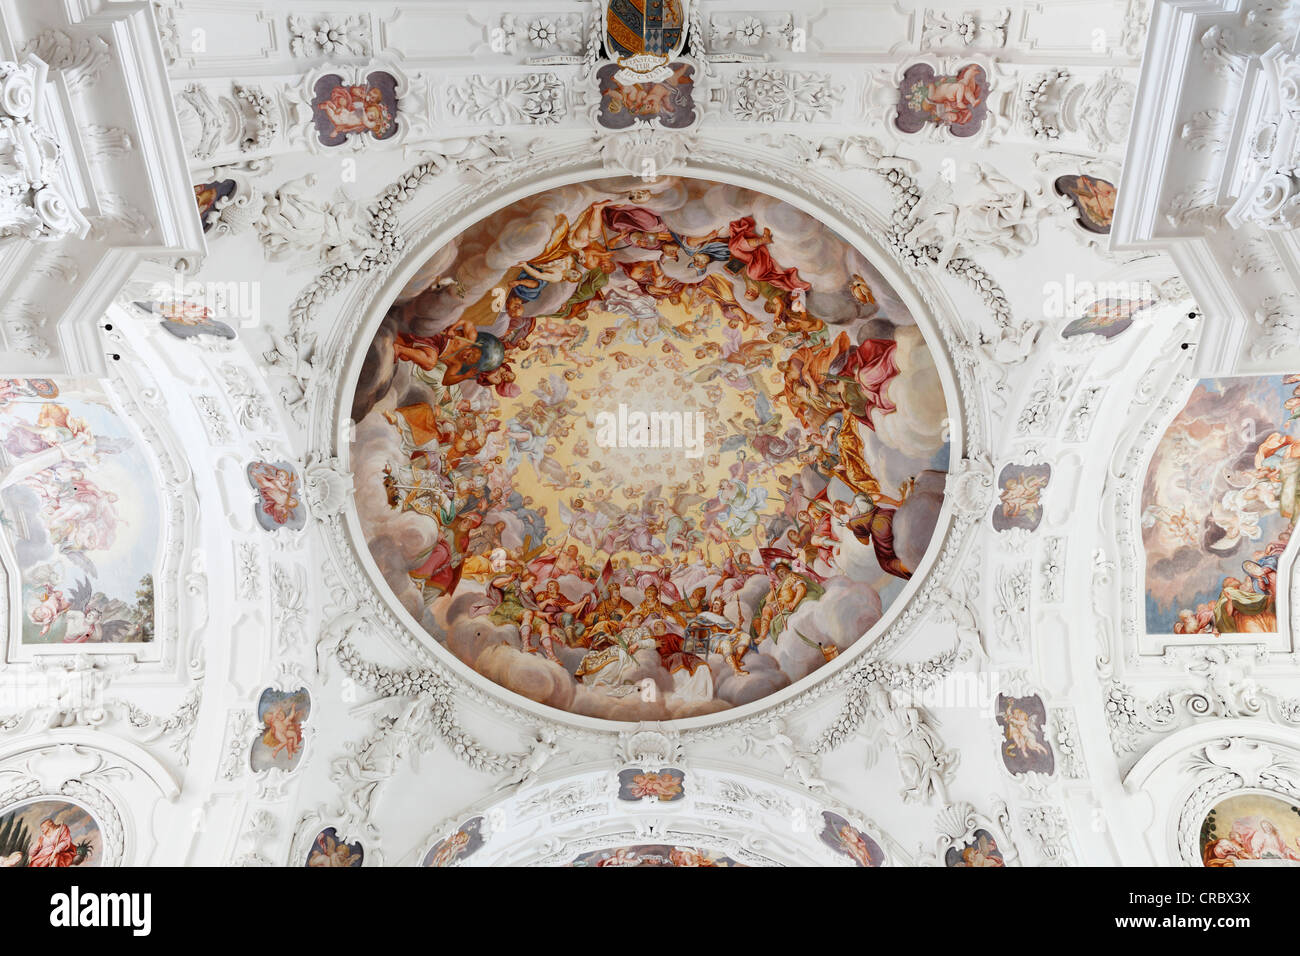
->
[377,7,494,61]
[806,0,917,55]
[1018,0,1138,59]
[169,1,277,72]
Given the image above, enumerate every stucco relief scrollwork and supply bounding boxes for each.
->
[0,58,87,244]
[446,73,568,126]
[1104,650,1300,758]
[19,30,110,94]
[728,68,842,123]
[905,162,1046,268]
[493,13,588,58]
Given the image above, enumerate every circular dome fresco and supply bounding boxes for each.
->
[350,176,951,722]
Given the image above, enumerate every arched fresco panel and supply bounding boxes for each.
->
[0,378,160,647]
[1141,374,1300,637]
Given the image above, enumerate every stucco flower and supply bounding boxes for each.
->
[737,17,764,46]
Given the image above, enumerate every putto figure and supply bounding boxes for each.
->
[311,72,399,146]
[895,63,989,136]
[247,461,306,531]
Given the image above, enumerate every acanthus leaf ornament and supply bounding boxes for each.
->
[445,73,567,126]
[287,14,373,58]
[730,68,843,123]
[19,29,110,94]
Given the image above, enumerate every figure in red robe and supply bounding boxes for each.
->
[28,819,77,868]
[602,204,670,247]
[846,504,911,580]
[726,216,812,293]
[837,336,899,425]
[656,628,709,676]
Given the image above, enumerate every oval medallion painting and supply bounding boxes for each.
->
[351,177,951,721]
[0,799,101,867]
[1201,793,1300,866]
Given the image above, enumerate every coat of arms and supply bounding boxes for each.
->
[605,0,691,84]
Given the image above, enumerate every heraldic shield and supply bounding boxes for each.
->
[605,0,690,82]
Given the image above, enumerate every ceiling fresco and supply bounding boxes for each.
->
[351,176,950,720]
[0,799,101,868]
[0,378,159,646]
[13,0,1300,883]
[1142,375,1300,636]
[1200,793,1300,866]
[568,843,746,866]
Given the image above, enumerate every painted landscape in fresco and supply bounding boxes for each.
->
[1142,375,1300,635]
[0,799,101,867]
[351,177,950,721]
[0,379,158,645]
[1201,793,1300,866]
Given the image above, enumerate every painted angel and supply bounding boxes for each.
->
[29,586,71,636]
[909,64,985,127]
[61,578,135,644]
[558,498,610,550]
[250,464,301,525]
[999,472,1048,522]
[262,700,305,761]
[1000,702,1051,760]
[706,478,768,541]
[318,82,394,139]
[308,831,360,867]
[43,471,120,555]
